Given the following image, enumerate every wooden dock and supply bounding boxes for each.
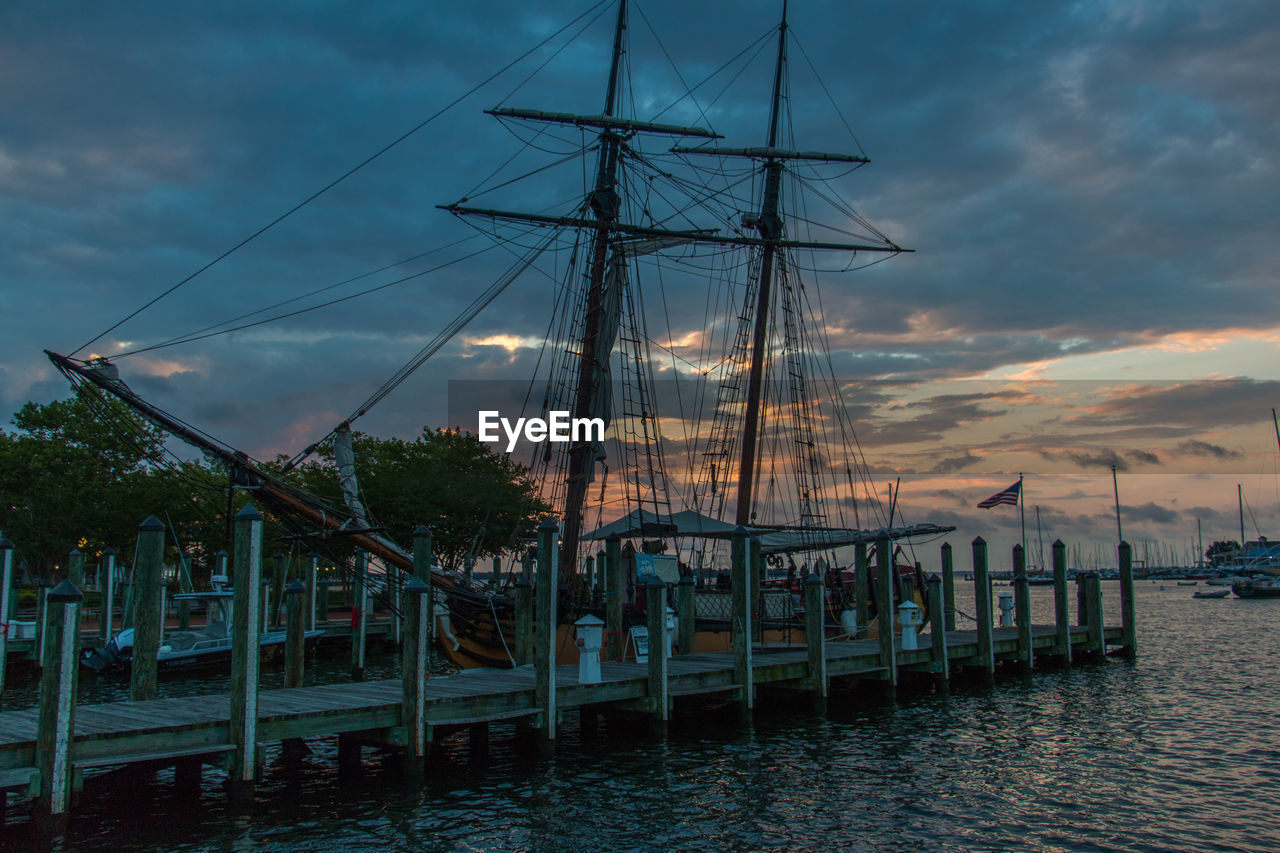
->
[0,623,1122,797]
[0,518,1138,833]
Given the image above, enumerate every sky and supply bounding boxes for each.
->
[3,0,1279,571]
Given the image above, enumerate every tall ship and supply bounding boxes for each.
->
[49,1,952,668]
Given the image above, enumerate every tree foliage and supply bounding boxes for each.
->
[1,390,546,579]
[292,428,548,571]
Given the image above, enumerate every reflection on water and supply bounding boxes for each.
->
[3,582,1280,852]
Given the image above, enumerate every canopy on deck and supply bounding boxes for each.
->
[582,509,954,555]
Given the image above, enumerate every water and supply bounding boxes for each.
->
[3,582,1279,852]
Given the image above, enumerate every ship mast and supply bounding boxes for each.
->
[555,0,631,579]
[733,6,789,527]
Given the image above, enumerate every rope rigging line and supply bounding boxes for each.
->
[287,226,566,468]
[69,0,613,359]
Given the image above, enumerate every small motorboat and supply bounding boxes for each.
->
[1193,588,1230,599]
[1232,577,1280,599]
[82,578,322,672]
[1176,581,1198,586]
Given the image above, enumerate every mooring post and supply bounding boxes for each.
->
[1012,543,1032,670]
[535,518,558,741]
[67,548,83,588]
[177,552,191,631]
[595,550,606,600]
[749,536,764,644]
[1052,540,1071,665]
[270,552,287,629]
[412,525,433,668]
[351,549,368,682]
[605,531,623,662]
[731,526,754,713]
[260,577,272,635]
[401,576,429,773]
[875,533,897,691]
[35,579,81,826]
[1118,540,1136,659]
[0,538,13,703]
[514,575,533,666]
[804,572,827,708]
[131,516,165,702]
[854,541,870,637]
[1085,572,1104,658]
[35,581,48,669]
[927,575,949,688]
[1076,570,1087,627]
[305,555,318,631]
[99,547,116,647]
[285,581,305,688]
[972,537,994,679]
[521,548,533,582]
[645,577,669,733]
[229,504,263,795]
[941,542,956,631]
[491,555,502,592]
[677,574,695,655]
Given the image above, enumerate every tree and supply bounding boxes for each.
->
[292,428,547,570]
[1205,540,1241,567]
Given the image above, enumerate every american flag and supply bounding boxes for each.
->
[977,480,1021,509]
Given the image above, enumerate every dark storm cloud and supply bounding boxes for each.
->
[2,0,1278,472]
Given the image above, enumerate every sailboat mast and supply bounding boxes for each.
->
[734,6,788,527]
[559,0,628,578]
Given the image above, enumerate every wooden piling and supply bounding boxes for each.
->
[1084,572,1104,658]
[1076,570,1087,627]
[99,547,116,647]
[35,583,48,668]
[0,538,13,703]
[1118,540,1136,658]
[131,515,166,702]
[401,576,429,769]
[284,581,305,689]
[941,542,956,631]
[972,537,994,679]
[514,575,532,666]
[605,532,623,662]
[677,575,695,655]
[1012,544,1032,670]
[177,553,191,631]
[1052,539,1071,664]
[491,555,502,592]
[535,518,558,740]
[730,526,754,712]
[645,577,669,731]
[412,525,433,668]
[853,541,870,636]
[351,550,368,681]
[804,572,827,704]
[927,575,949,687]
[67,549,84,587]
[749,536,763,641]
[35,580,81,824]
[595,550,606,593]
[305,555,318,631]
[271,552,287,629]
[874,533,896,689]
[229,504,263,794]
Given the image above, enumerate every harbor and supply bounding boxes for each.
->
[2,0,1280,850]
[0,513,1132,840]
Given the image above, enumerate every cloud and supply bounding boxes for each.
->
[1174,439,1244,460]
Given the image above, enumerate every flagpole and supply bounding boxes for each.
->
[1019,472,1026,559]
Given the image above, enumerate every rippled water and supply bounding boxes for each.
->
[3,581,1279,852]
